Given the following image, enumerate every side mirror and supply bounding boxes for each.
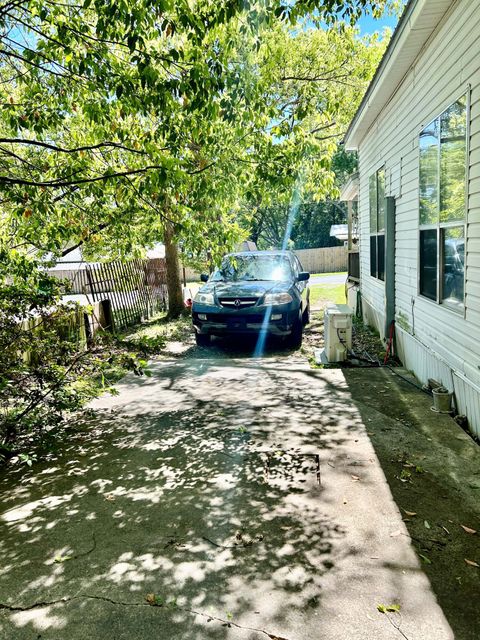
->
[297,272,310,282]
[200,274,209,283]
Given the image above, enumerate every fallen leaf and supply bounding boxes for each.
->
[351,475,360,481]
[54,555,72,563]
[460,525,477,535]
[377,604,401,614]
[390,530,402,538]
[465,559,480,568]
[424,520,431,529]
[105,495,116,502]
[145,593,163,606]
[442,526,450,535]
[403,510,417,517]
[419,554,432,564]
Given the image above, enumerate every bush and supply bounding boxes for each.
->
[0,250,148,463]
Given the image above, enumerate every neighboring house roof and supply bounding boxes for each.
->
[47,243,166,270]
[344,0,453,150]
[47,247,89,270]
[339,173,359,201]
[237,240,258,251]
[146,243,166,259]
[330,224,349,241]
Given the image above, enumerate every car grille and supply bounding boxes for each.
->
[205,313,267,324]
[218,297,259,308]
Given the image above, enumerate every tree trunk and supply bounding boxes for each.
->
[163,221,184,318]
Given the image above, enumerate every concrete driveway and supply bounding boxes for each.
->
[0,356,459,640]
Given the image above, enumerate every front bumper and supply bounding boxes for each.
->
[192,304,298,337]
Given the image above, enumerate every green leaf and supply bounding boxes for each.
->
[54,554,72,563]
[377,604,401,614]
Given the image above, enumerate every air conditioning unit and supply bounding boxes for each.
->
[324,304,353,362]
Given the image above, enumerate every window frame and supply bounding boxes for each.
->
[369,166,386,282]
[417,89,469,313]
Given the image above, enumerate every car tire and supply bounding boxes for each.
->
[195,332,211,347]
[286,315,303,349]
[302,303,310,326]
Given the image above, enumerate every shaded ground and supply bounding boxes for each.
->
[122,306,384,370]
[0,359,461,640]
[344,368,480,640]
[1,300,479,639]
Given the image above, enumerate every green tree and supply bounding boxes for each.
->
[0,1,392,268]
[242,24,386,250]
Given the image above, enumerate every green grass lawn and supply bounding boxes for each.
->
[309,282,346,309]
[309,271,347,278]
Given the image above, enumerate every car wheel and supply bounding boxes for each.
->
[195,332,211,347]
[302,303,310,326]
[286,315,303,349]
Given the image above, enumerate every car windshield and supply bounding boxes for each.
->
[210,255,292,282]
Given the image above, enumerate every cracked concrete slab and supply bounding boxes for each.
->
[0,358,458,639]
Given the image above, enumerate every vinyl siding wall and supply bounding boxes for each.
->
[357,0,480,436]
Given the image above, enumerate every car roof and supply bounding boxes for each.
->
[225,250,294,258]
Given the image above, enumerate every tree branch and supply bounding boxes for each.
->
[60,224,108,257]
[0,138,152,155]
[186,161,215,175]
[0,48,70,78]
[0,164,168,187]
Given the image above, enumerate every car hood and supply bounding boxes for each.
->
[199,280,291,298]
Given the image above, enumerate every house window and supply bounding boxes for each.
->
[419,94,467,308]
[369,167,385,281]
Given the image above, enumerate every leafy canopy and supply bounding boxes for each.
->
[0,0,394,264]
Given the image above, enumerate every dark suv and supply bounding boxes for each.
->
[192,251,310,347]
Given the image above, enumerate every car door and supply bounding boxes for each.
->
[293,256,308,312]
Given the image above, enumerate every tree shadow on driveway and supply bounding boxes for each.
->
[0,359,456,639]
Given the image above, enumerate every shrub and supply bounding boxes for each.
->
[0,250,147,462]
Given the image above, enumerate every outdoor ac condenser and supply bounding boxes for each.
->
[323,304,353,362]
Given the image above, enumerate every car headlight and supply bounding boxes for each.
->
[194,292,215,305]
[263,292,293,305]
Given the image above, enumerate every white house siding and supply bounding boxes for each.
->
[357,0,480,436]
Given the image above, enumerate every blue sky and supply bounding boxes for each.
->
[356,11,399,34]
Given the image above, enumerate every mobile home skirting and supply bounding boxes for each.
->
[361,294,480,439]
[396,326,480,439]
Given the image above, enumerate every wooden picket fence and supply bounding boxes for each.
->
[48,258,168,330]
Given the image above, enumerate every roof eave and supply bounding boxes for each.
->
[344,0,452,150]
